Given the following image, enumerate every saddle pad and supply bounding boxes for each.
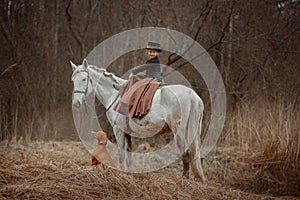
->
[114,77,160,119]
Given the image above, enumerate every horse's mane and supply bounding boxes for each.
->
[88,65,125,84]
[89,65,105,72]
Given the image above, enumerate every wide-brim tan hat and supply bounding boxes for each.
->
[146,42,162,52]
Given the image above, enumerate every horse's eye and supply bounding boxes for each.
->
[82,78,86,81]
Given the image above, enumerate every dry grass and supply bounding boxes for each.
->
[220,97,300,197]
[0,98,299,199]
[0,140,298,200]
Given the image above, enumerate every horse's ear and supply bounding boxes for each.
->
[70,61,77,71]
[82,59,89,69]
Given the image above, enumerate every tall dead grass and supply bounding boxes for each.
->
[222,97,300,196]
[1,141,275,200]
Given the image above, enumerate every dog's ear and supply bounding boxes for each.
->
[99,131,108,138]
[91,131,98,138]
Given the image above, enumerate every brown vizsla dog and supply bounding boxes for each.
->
[91,131,115,167]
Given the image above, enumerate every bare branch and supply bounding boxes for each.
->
[167,0,234,70]
[0,15,19,57]
[0,63,18,79]
[65,0,83,54]
[167,1,214,66]
[206,1,235,52]
[193,0,214,41]
[82,0,99,38]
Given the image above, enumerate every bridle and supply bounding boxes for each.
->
[72,68,120,116]
[73,69,90,97]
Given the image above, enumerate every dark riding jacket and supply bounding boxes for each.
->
[131,57,163,82]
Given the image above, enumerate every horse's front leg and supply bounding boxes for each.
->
[113,126,131,170]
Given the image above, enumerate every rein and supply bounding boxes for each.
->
[97,93,120,119]
[105,93,120,112]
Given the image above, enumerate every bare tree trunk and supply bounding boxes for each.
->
[226,5,233,79]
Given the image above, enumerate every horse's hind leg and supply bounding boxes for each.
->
[182,150,190,178]
[175,130,190,178]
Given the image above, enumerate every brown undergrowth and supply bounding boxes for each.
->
[0,140,298,200]
[220,97,300,197]
[0,98,299,199]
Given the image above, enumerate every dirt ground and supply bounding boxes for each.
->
[0,140,299,200]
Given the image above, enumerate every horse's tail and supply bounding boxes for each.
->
[188,94,206,182]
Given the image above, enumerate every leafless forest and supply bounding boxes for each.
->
[0,0,299,199]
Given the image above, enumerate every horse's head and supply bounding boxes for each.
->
[71,59,125,109]
[71,59,93,108]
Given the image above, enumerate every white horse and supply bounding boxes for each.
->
[71,59,205,182]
